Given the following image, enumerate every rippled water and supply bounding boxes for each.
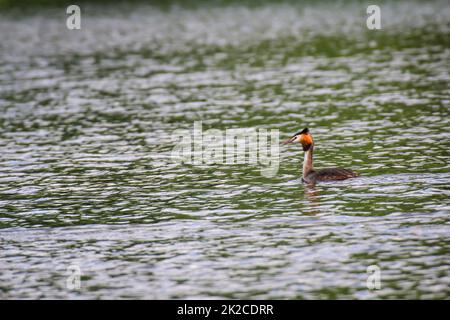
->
[0,1,449,299]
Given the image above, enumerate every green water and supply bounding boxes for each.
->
[0,1,449,299]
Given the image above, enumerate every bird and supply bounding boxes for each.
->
[283,128,359,184]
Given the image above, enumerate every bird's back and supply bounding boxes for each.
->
[306,168,359,182]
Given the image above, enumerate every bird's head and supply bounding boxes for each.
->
[283,127,313,151]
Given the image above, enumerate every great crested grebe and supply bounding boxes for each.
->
[283,128,359,184]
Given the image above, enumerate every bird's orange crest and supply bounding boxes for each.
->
[300,133,313,146]
[300,133,313,151]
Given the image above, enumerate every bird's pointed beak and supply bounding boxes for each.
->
[282,135,298,145]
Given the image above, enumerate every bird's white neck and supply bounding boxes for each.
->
[303,144,314,176]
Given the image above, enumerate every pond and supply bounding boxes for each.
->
[0,0,449,299]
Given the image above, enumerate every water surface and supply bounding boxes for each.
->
[0,1,449,299]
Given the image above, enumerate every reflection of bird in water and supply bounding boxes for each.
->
[304,184,319,205]
[283,128,359,184]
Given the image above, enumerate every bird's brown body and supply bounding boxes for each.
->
[302,167,359,184]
